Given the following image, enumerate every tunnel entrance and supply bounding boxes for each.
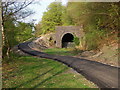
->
[62,33,74,48]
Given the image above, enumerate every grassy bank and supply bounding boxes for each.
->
[43,48,82,56]
[3,53,97,88]
[42,45,118,67]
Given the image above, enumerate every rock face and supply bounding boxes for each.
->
[33,33,56,48]
[80,43,118,67]
[81,51,96,57]
[96,44,118,66]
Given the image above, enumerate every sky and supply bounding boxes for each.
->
[23,0,68,24]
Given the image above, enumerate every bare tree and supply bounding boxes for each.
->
[2,0,35,59]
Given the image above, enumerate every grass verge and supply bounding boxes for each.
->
[43,48,82,56]
[3,53,97,88]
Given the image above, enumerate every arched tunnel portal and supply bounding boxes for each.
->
[55,26,84,48]
[62,33,74,48]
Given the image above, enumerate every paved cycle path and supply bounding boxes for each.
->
[18,42,119,88]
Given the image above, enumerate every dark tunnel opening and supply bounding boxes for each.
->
[62,33,74,48]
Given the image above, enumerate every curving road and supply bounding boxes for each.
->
[18,42,119,88]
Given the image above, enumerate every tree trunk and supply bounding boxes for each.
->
[0,1,2,89]
[0,1,2,59]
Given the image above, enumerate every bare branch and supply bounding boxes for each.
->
[2,0,35,22]
[12,0,34,16]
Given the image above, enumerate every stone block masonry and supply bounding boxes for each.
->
[55,26,84,48]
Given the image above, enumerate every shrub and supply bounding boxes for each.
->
[84,30,106,50]
[73,36,80,46]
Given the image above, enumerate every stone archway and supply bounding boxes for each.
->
[55,26,84,48]
[62,33,74,48]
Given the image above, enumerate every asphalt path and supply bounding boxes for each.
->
[18,42,119,88]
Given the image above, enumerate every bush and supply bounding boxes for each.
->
[3,51,22,63]
[84,30,106,50]
[73,36,80,46]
